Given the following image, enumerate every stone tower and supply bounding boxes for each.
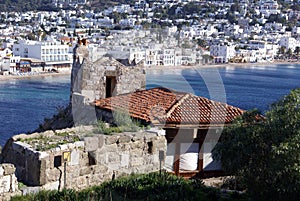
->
[71,38,146,105]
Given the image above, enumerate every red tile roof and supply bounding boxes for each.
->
[93,87,244,126]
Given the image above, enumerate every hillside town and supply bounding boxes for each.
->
[1,0,300,75]
[0,1,300,201]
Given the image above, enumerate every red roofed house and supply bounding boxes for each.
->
[93,87,244,178]
[71,40,244,178]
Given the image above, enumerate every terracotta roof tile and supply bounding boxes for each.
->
[94,87,244,126]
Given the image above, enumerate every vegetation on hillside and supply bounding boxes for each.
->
[0,0,56,12]
[213,88,300,201]
[0,0,137,12]
[12,172,249,201]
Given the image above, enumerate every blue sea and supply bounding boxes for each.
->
[0,64,299,146]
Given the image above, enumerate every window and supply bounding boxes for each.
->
[88,152,96,165]
[105,76,116,98]
[54,155,62,168]
[147,141,153,154]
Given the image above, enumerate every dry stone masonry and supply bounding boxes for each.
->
[0,163,20,201]
[1,126,167,191]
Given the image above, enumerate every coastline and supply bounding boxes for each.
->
[1,61,299,81]
[145,60,300,71]
[0,71,71,81]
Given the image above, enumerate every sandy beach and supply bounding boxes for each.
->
[0,72,71,81]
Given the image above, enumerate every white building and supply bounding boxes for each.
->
[12,39,72,71]
[210,44,235,63]
[279,37,300,52]
[259,0,281,17]
[0,56,20,73]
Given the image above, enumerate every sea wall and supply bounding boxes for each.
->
[1,126,167,191]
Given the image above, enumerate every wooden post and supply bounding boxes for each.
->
[174,142,180,176]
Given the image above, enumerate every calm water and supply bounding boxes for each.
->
[0,75,70,145]
[0,64,300,146]
[147,64,300,112]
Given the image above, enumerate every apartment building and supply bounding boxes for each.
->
[210,44,235,63]
[13,39,72,71]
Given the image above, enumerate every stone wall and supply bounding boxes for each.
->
[1,126,167,191]
[70,43,146,126]
[0,163,20,201]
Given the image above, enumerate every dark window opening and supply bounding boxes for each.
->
[54,155,62,168]
[88,152,96,165]
[106,76,116,98]
[147,141,153,154]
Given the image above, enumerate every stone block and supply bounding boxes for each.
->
[67,166,80,178]
[0,175,11,194]
[107,153,120,163]
[74,141,85,148]
[80,167,92,176]
[104,144,118,152]
[84,137,99,152]
[22,186,41,195]
[46,169,61,182]
[120,154,130,168]
[119,143,131,152]
[11,174,18,192]
[41,181,59,191]
[76,176,88,189]
[39,159,47,185]
[93,165,108,174]
[38,152,49,160]
[0,166,4,176]
[98,135,104,149]
[96,154,106,165]
[58,144,68,151]
[118,135,132,143]
[2,163,16,175]
[130,157,144,167]
[70,150,80,166]
[130,141,143,149]
[105,135,119,145]
[89,174,102,185]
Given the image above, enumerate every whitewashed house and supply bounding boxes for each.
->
[12,38,72,72]
[210,44,235,63]
[279,36,300,52]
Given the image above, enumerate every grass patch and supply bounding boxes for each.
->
[95,110,142,135]
[11,172,250,201]
[16,131,81,151]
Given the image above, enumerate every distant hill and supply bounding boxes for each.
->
[0,0,137,12]
[0,0,55,12]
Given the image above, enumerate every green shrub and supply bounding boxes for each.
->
[12,172,249,201]
[95,110,142,134]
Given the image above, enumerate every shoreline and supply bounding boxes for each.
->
[0,71,71,81]
[1,61,299,81]
[146,60,300,71]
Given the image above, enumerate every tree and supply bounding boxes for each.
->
[287,48,293,57]
[197,39,207,48]
[294,46,300,55]
[213,89,300,201]
[278,46,286,55]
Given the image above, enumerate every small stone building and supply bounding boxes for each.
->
[1,126,166,190]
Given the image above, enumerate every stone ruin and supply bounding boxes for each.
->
[1,126,166,192]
